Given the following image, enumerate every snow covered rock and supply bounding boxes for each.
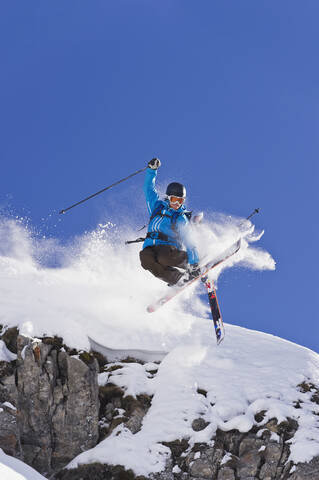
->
[1,325,319,480]
[56,418,319,480]
[63,329,319,480]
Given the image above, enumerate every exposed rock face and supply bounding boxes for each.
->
[290,457,319,480]
[156,428,295,480]
[55,463,137,480]
[0,403,22,459]
[98,382,152,440]
[0,333,100,475]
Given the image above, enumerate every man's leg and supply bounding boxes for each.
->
[157,246,188,269]
[140,246,186,285]
[140,247,169,280]
[156,245,188,285]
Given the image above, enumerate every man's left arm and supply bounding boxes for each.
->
[178,219,200,266]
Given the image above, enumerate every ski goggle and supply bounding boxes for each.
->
[168,195,185,205]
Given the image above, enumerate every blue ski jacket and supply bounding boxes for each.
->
[142,168,199,265]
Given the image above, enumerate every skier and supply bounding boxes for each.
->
[140,158,201,286]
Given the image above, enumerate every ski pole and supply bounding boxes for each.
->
[246,208,260,221]
[237,208,260,231]
[125,237,146,245]
[59,166,148,214]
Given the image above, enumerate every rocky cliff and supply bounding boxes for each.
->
[0,327,319,480]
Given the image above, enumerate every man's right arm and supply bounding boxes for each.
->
[144,158,161,214]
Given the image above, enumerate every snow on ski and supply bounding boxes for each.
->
[201,276,224,344]
[147,238,241,313]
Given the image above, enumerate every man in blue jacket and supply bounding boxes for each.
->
[140,158,201,286]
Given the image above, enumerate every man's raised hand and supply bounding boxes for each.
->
[148,158,161,170]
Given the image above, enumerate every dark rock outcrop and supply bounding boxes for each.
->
[0,403,22,459]
[290,457,319,480]
[55,462,137,480]
[0,333,100,475]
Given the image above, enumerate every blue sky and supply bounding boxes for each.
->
[1,1,318,351]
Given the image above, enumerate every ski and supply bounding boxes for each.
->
[147,238,241,313]
[201,276,224,344]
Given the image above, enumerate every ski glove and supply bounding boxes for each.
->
[188,263,201,280]
[148,158,161,170]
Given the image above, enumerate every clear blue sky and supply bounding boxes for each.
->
[1,1,318,351]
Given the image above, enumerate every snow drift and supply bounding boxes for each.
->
[0,448,46,480]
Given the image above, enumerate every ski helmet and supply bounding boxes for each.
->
[166,182,186,198]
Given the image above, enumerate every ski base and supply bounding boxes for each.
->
[201,276,225,345]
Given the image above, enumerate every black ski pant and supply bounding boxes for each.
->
[140,245,188,285]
